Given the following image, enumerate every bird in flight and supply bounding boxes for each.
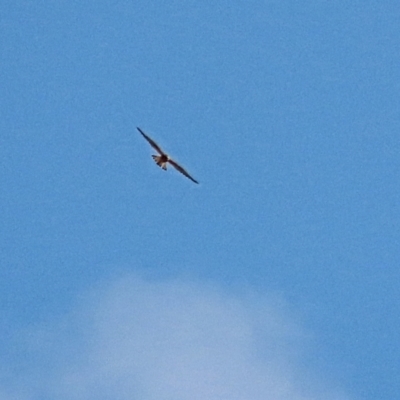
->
[137,127,199,184]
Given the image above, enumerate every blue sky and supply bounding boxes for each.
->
[1,1,399,399]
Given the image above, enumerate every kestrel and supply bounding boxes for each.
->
[138,127,199,184]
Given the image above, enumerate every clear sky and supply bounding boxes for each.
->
[1,1,399,399]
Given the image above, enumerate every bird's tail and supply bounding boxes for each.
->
[152,155,167,170]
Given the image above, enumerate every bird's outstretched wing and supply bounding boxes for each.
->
[169,158,199,184]
[137,127,164,155]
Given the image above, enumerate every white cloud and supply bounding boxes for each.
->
[3,275,349,400]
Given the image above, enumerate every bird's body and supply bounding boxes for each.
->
[138,127,199,184]
[152,154,168,170]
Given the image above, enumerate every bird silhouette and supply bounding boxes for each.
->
[138,127,199,184]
